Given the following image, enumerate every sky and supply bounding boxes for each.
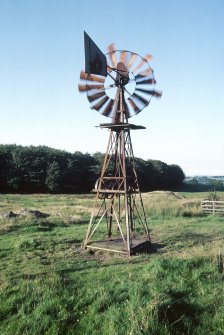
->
[0,0,224,176]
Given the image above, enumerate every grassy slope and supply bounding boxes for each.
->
[0,192,224,335]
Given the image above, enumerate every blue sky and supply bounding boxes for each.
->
[0,0,223,175]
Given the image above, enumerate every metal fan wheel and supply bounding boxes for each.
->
[79,49,161,119]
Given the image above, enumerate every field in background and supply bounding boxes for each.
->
[0,192,224,335]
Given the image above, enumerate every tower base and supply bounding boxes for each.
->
[85,237,152,256]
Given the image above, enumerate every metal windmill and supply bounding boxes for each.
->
[78,32,162,256]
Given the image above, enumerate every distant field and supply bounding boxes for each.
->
[0,192,224,335]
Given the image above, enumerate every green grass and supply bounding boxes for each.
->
[0,192,224,335]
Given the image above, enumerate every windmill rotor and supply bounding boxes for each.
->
[79,39,162,121]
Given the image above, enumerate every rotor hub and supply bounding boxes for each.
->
[116,62,129,87]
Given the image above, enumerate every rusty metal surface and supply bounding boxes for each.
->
[83,116,150,256]
[80,36,159,255]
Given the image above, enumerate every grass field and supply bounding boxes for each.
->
[0,191,224,335]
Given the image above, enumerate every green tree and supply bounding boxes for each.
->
[45,161,61,193]
[0,144,186,193]
[168,164,185,187]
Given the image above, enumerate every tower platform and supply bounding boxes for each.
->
[97,123,146,131]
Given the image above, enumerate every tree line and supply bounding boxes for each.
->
[0,144,185,193]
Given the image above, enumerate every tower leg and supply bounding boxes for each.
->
[108,197,114,238]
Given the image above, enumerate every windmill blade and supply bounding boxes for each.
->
[132,61,147,75]
[135,88,162,98]
[87,91,106,103]
[144,54,153,62]
[80,70,105,83]
[135,68,153,79]
[150,90,162,98]
[135,87,154,95]
[78,83,104,92]
[101,99,114,117]
[91,95,109,111]
[124,102,131,118]
[132,54,152,74]
[80,70,89,80]
[141,68,153,76]
[108,43,116,53]
[111,52,117,68]
[135,78,156,85]
[80,71,105,83]
[127,53,138,70]
[107,43,117,68]
[120,51,129,66]
[128,97,141,114]
[132,92,150,106]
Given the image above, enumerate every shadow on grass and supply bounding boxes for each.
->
[37,221,57,231]
[68,219,89,225]
[57,242,166,275]
[64,238,82,244]
[170,231,219,246]
[132,241,166,255]
[57,261,133,275]
[158,289,202,334]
